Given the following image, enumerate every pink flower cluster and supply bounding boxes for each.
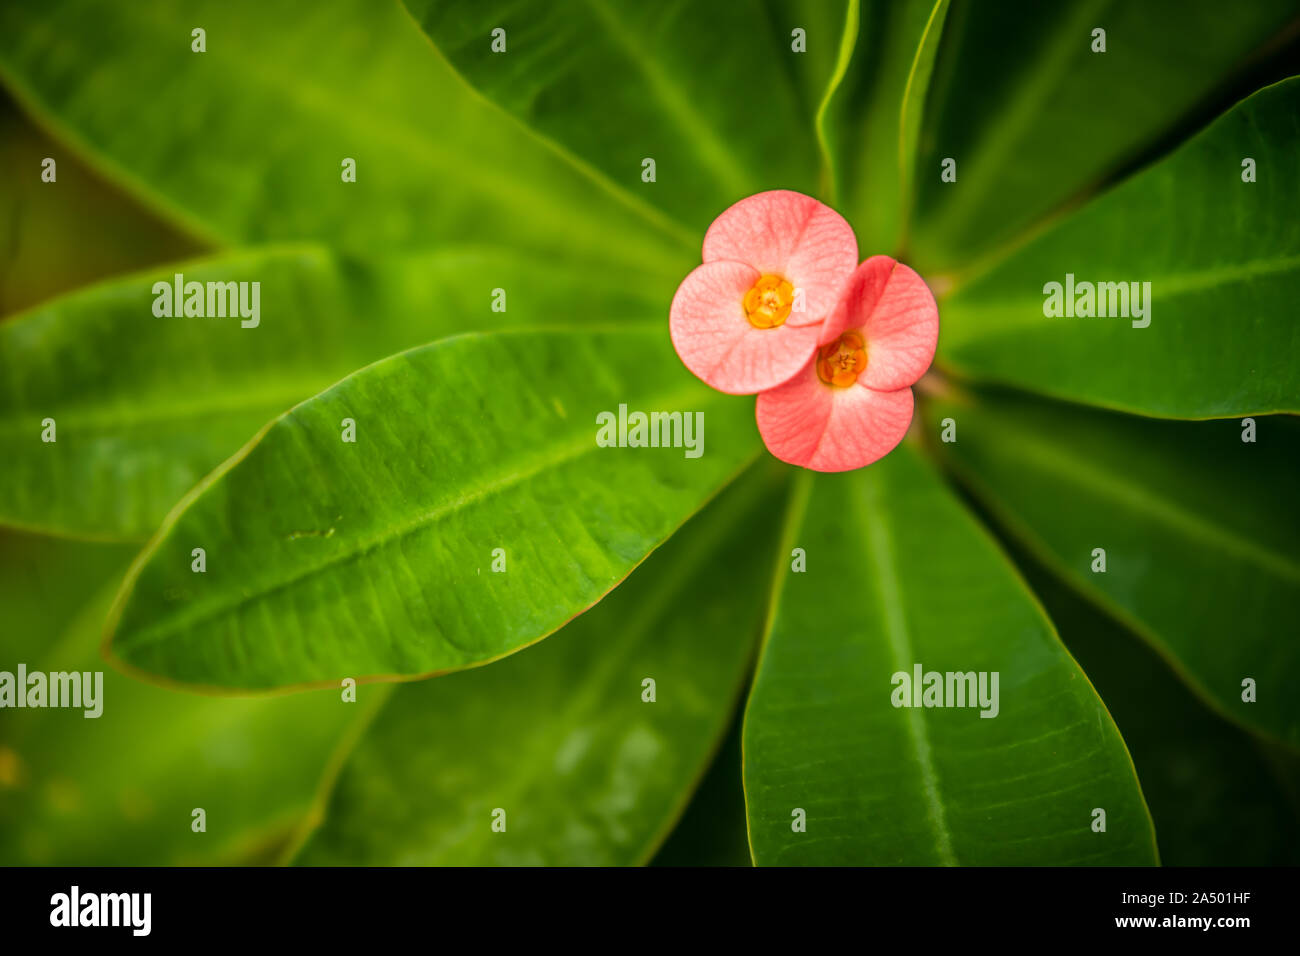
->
[669,190,938,472]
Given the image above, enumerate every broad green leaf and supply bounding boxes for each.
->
[0,531,353,865]
[1017,551,1300,864]
[828,0,949,252]
[938,77,1300,418]
[909,0,1300,271]
[106,328,761,690]
[0,0,690,270]
[744,446,1157,865]
[926,388,1300,748]
[0,96,202,317]
[0,243,665,541]
[294,465,783,865]
[403,0,822,230]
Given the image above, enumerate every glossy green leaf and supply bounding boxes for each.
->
[0,531,353,865]
[106,328,761,690]
[744,445,1157,865]
[0,0,690,270]
[0,243,666,541]
[1015,550,1300,864]
[938,77,1300,418]
[910,0,1299,271]
[926,387,1300,748]
[828,0,949,252]
[0,95,202,317]
[294,465,782,865]
[403,0,823,230]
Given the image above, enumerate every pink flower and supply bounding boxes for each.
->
[755,255,938,472]
[670,190,858,394]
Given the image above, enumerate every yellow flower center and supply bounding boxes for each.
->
[816,330,867,387]
[744,274,794,329]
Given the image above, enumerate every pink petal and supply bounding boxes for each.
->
[702,190,857,327]
[755,361,914,472]
[819,255,939,391]
[670,260,822,395]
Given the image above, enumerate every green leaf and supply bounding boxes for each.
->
[0,96,203,317]
[105,328,761,690]
[743,445,1157,865]
[829,0,949,251]
[0,531,352,865]
[937,77,1300,418]
[1016,550,1300,865]
[909,0,1300,271]
[0,0,689,269]
[0,244,667,541]
[293,464,783,865]
[403,0,823,229]
[926,387,1300,748]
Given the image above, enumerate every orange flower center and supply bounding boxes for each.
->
[744,274,794,329]
[816,330,867,387]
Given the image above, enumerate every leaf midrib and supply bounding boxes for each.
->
[854,472,958,866]
[1,3,687,273]
[0,385,313,436]
[580,0,752,195]
[0,318,667,436]
[920,0,1113,239]
[116,381,730,653]
[947,250,1300,322]
[214,19,674,264]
